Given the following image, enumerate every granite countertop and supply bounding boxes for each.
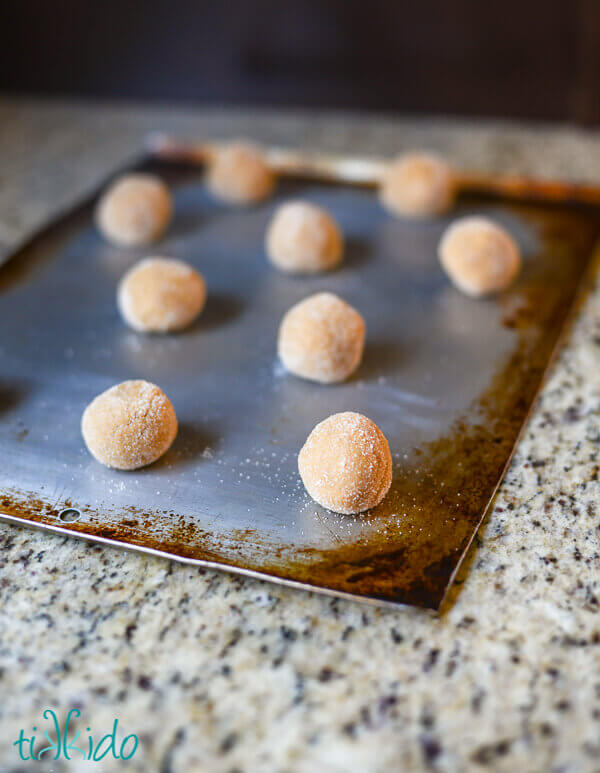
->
[0,98,599,773]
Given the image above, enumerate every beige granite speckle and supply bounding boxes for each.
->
[0,99,599,772]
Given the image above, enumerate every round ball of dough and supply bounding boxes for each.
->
[438,216,521,297]
[96,174,172,247]
[299,412,392,514]
[118,257,206,333]
[379,152,455,217]
[81,380,177,470]
[266,201,343,274]
[206,142,275,204]
[278,292,365,383]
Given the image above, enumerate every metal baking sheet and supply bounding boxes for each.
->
[1,158,598,609]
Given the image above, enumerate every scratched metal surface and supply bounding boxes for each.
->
[0,160,598,608]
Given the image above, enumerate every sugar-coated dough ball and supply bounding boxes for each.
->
[96,174,172,246]
[118,257,206,333]
[81,380,177,470]
[438,216,521,297]
[299,412,392,514]
[278,292,365,383]
[206,142,275,204]
[379,152,455,217]
[266,201,343,274]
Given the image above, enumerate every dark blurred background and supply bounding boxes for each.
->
[2,0,599,123]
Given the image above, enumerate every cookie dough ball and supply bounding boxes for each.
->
[118,257,206,333]
[266,201,344,274]
[379,152,455,217]
[299,412,392,514]
[206,142,275,204]
[96,174,172,247]
[438,216,521,297]
[278,292,365,383]
[81,380,177,470]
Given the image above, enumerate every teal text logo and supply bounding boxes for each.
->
[13,709,138,762]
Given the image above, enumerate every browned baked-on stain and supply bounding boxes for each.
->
[1,190,599,610]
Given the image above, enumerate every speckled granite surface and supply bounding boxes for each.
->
[0,99,599,772]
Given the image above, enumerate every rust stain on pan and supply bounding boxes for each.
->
[1,183,599,609]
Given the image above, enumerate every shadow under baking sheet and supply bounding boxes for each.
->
[1,158,599,609]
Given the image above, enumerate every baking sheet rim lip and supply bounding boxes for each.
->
[0,510,437,613]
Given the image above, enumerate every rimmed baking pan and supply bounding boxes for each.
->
[1,144,599,609]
